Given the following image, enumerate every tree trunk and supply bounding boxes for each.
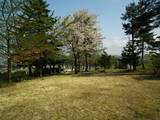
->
[58,64,61,73]
[28,65,32,76]
[50,65,53,75]
[39,64,43,77]
[131,28,136,71]
[133,64,136,71]
[141,41,145,69]
[74,54,78,74]
[77,53,81,72]
[7,37,11,82]
[103,58,106,71]
[83,64,85,71]
[7,56,11,82]
[85,54,88,72]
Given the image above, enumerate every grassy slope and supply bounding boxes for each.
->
[0,73,160,120]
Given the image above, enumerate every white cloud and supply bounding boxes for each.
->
[103,37,127,55]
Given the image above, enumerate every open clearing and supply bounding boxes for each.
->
[0,73,160,120]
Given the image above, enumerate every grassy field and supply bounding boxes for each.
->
[0,72,160,120]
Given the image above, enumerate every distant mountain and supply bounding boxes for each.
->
[112,55,121,59]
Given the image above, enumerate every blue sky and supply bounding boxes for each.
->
[46,0,139,55]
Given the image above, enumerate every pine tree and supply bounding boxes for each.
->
[137,0,160,28]
[98,51,112,71]
[134,0,158,69]
[13,0,56,77]
[121,41,140,71]
[121,3,140,71]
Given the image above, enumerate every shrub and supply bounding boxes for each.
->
[0,71,30,83]
[151,55,160,75]
[12,71,30,82]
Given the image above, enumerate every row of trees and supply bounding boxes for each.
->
[0,0,104,82]
[121,0,160,72]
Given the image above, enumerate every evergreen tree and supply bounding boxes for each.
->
[121,3,140,71]
[13,0,57,77]
[121,41,140,71]
[98,51,112,71]
[135,0,158,69]
[137,0,160,29]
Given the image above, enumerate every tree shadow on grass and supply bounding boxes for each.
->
[127,106,157,120]
[72,71,154,78]
[133,75,160,81]
[0,81,16,88]
[72,72,95,77]
[0,71,38,88]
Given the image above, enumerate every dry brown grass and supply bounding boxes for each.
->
[0,73,160,120]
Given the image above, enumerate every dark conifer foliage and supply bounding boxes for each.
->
[13,0,61,77]
[121,0,160,71]
[121,3,140,71]
[121,41,140,71]
[98,51,112,71]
